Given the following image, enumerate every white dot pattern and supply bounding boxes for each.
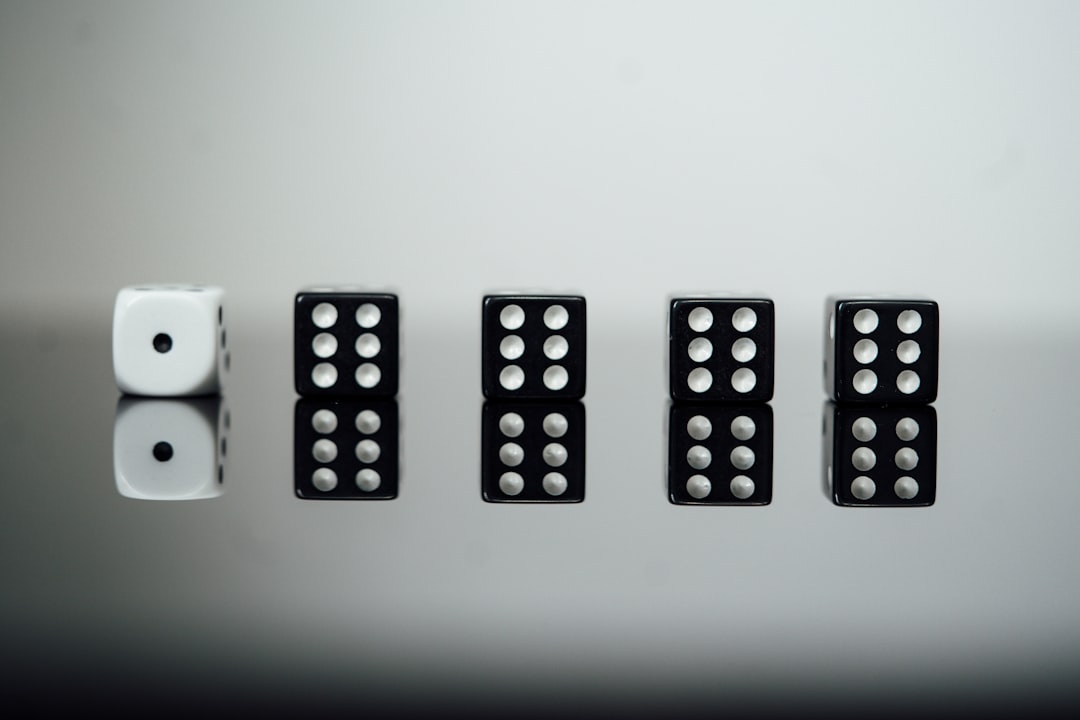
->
[355,410,381,434]
[834,408,933,505]
[542,443,567,467]
[543,473,568,496]
[356,468,381,492]
[356,363,381,389]
[300,295,396,395]
[687,445,712,470]
[312,410,338,434]
[544,305,569,330]
[500,304,525,330]
[301,401,395,499]
[676,300,770,401]
[312,303,338,329]
[499,443,524,467]
[687,416,712,441]
[687,475,712,499]
[500,413,525,437]
[688,307,713,332]
[355,304,381,328]
[687,367,713,393]
[543,365,568,391]
[543,335,568,360]
[543,413,567,438]
[501,335,525,360]
[313,333,338,358]
[836,302,935,401]
[313,439,338,463]
[489,404,581,500]
[688,337,713,362]
[675,409,768,503]
[895,476,919,499]
[488,298,583,397]
[355,333,381,359]
[355,439,381,463]
[312,468,338,492]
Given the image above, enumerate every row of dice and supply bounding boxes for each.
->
[113,394,934,508]
[113,286,939,406]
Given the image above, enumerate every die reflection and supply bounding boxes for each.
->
[666,401,773,505]
[294,398,399,499]
[113,397,228,500]
[822,401,937,507]
[481,400,585,503]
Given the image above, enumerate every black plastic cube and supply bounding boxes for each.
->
[824,297,938,404]
[294,290,399,397]
[669,298,774,403]
[482,295,585,400]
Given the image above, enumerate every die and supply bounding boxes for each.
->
[669,297,775,402]
[113,396,228,500]
[294,290,399,397]
[295,398,398,499]
[824,296,939,403]
[482,294,586,399]
[482,401,585,503]
[668,403,773,505]
[112,284,229,396]
[822,402,936,507]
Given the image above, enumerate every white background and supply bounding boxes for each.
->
[2,1,1079,714]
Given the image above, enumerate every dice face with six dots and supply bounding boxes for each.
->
[294,291,399,397]
[113,396,228,501]
[823,403,936,507]
[824,297,939,403]
[668,404,773,505]
[295,398,398,499]
[482,295,586,399]
[669,298,774,402]
[482,401,585,503]
[113,285,229,396]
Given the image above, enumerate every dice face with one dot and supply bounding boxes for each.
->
[294,291,399,397]
[668,404,773,505]
[295,398,398,499]
[482,401,584,503]
[823,402,936,507]
[113,396,228,500]
[482,295,585,399]
[669,298,775,402]
[113,285,229,396]
[824,297,939,403]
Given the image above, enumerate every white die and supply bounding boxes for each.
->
[113,397,227,501]
[113,284,228,396]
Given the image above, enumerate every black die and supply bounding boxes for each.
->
[668,404,773,505]
[825,297,938,403]
[669,298,774,402]
[823,402,936,507]
[482,401,584,503]
[482,295,586,400]
[294,291,399,397]
[295,398,398,500]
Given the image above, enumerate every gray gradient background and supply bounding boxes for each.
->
[2,1,1079,715]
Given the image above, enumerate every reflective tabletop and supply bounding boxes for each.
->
[2,2,1079,716]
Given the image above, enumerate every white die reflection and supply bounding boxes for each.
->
[113,397,228,500]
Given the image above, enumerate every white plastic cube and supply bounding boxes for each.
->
[113,397,227,501]
[113,284,228,396]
